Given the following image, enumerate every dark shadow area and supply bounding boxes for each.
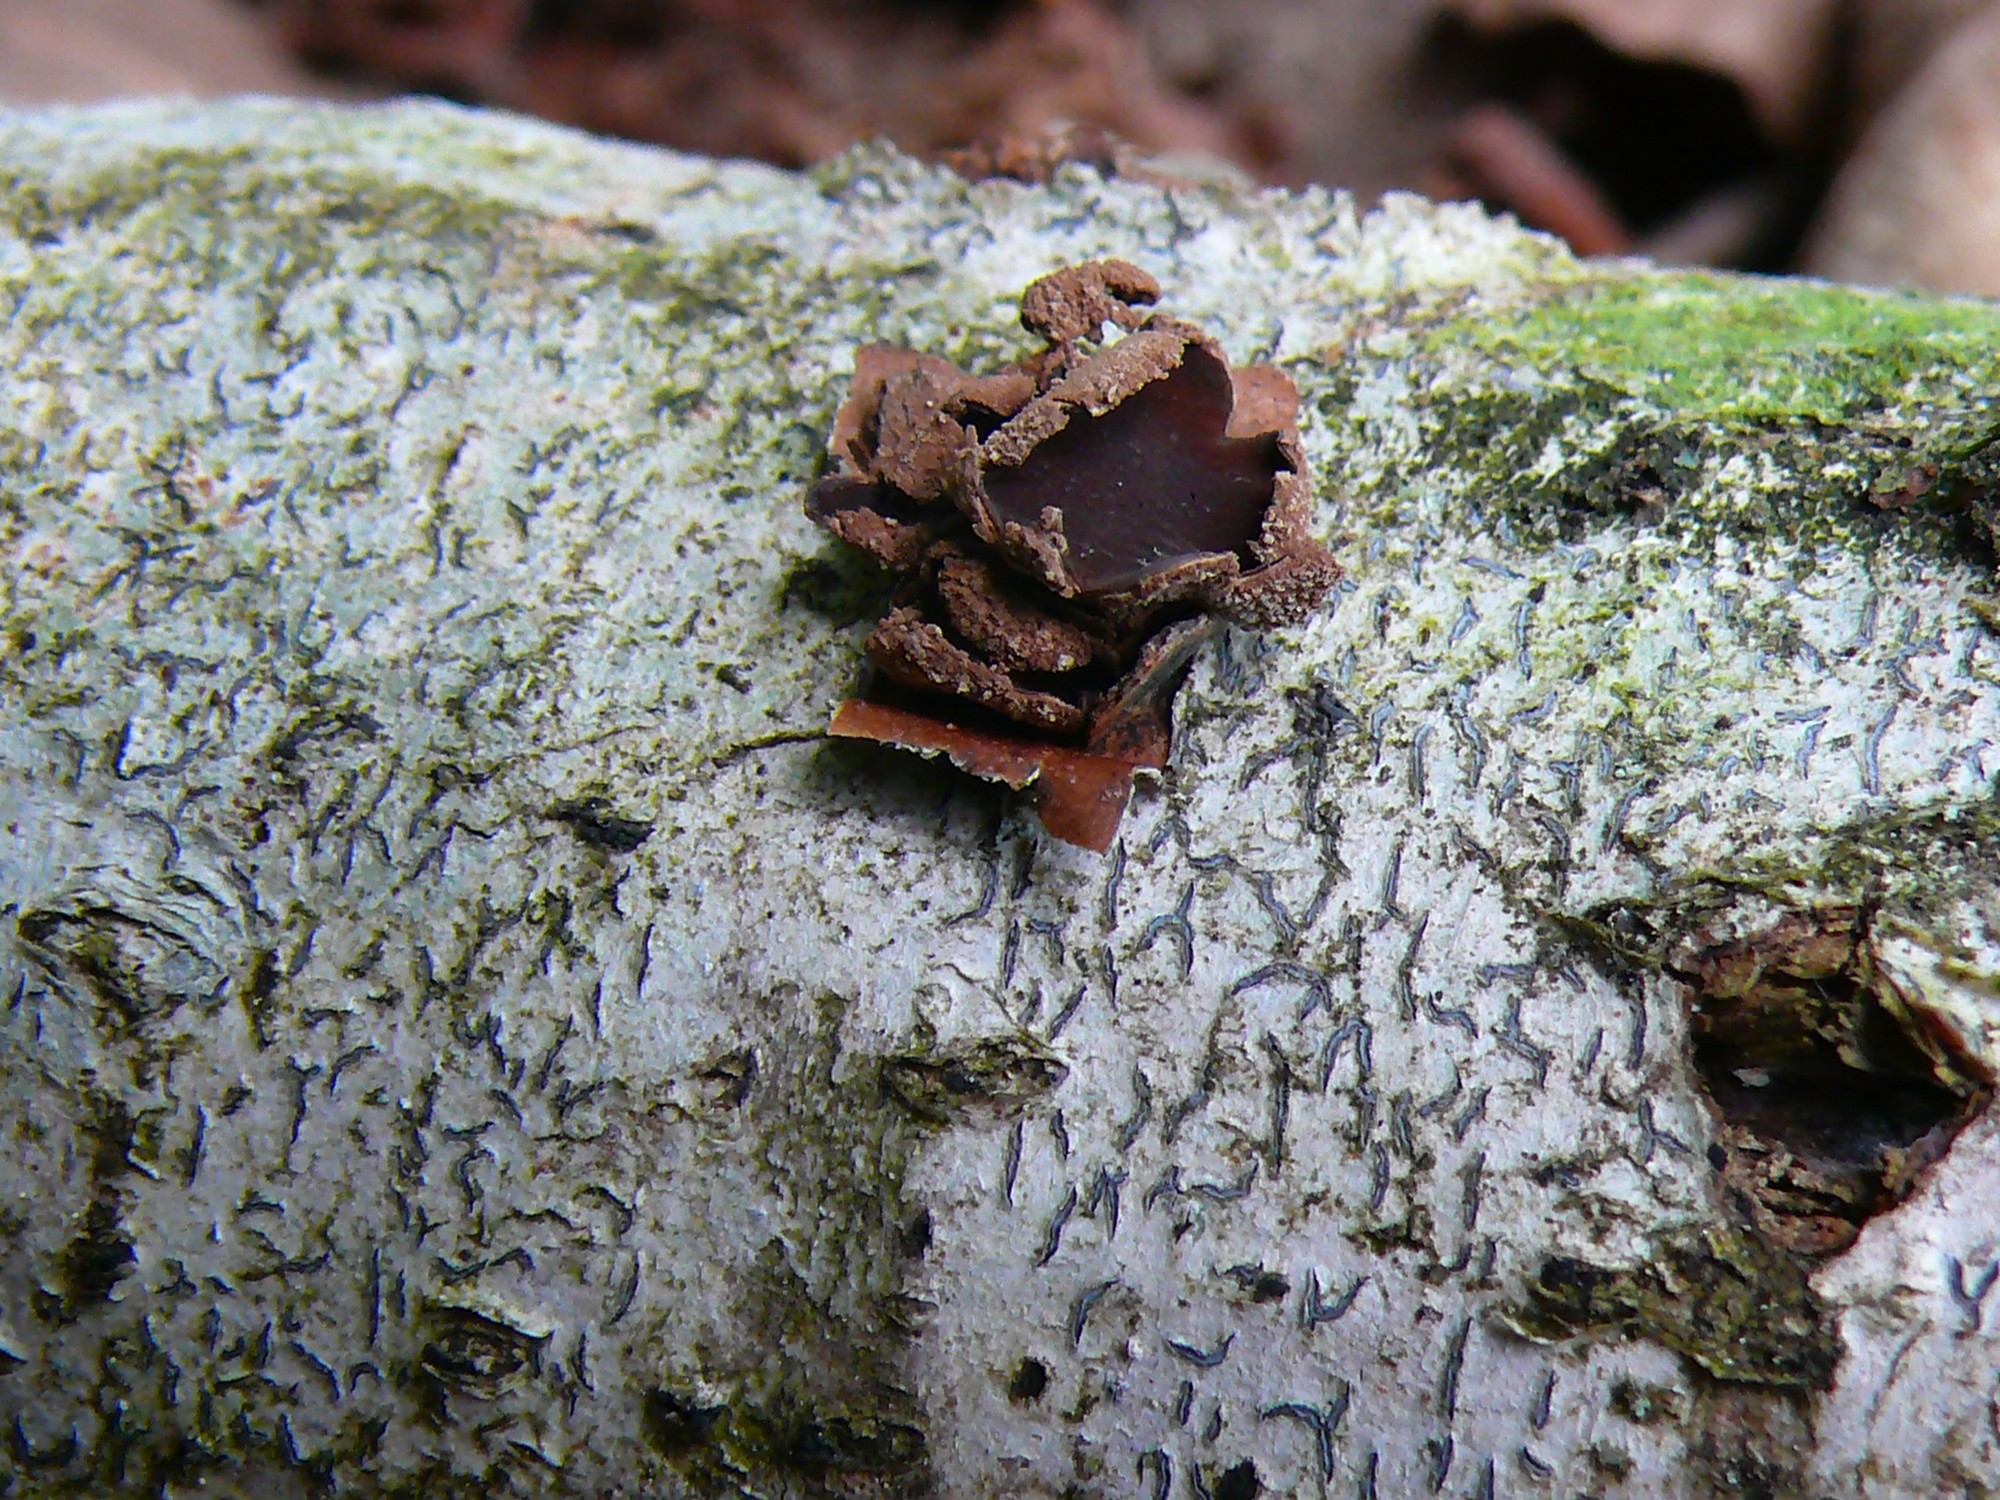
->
[1214,1458,1261,1500]
[1417,17,1818,269]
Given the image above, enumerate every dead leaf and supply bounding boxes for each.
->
[1802,0,2000,295]
[1446,0,1840,148]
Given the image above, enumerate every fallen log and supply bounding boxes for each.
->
[4,98,2000,1498]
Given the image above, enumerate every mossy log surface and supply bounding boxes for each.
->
[7,100,2000,1499]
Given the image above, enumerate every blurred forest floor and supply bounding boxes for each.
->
[6,0,2000,296]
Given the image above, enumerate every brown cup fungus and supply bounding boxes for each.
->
[808,260,1340,851]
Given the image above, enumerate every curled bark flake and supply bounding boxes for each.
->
[806,260,1341,850]
[829,700,1147,854]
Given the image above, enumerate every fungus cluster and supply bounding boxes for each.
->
[808,260,1339,850]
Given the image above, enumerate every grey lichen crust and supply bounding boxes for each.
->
[7,99,2000,1499]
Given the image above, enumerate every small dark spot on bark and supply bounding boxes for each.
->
[1690,1384,1811,1500]
[1008,1356,1049,1402]
[1608,1377,1687,1425]
[1249,1271,1291,1303]
[695,1048,757,1110]
[550,797,654,853]
[1589,1443,1634,1480]
[49,1095,136,1321]
[59,1201,136,1318]
[1553,425,1698,536]
[899,1208,934,1258]
[783,1416,926,1475]
[1866,465,1937,511]
[881,1036,1067,1124]
[807,259,1340,850]
[266,707,384,767]
[643,1389,729,1455]
[417,1306,547,1400]
[592,220,659,245]
[778,554,880,624]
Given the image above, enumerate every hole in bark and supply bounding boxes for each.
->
[899,1207,933,1258]
[643,1388,728,1455]
[1214,1459,1262,1500]
[1673,907,1993,1258]
[550,796,654,853]
[1008,1356,1049,1402]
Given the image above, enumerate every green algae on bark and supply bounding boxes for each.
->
[1505,1224,1840,1388]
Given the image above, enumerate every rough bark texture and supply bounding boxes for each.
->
[6,100,2000,1500]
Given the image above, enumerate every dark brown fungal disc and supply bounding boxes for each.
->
[808,260,1341,851]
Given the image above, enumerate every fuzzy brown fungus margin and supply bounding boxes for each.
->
[807,260,1340,851]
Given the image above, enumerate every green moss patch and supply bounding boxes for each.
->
[1465,274,2000,426]
[1503,1224,1838,1389]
